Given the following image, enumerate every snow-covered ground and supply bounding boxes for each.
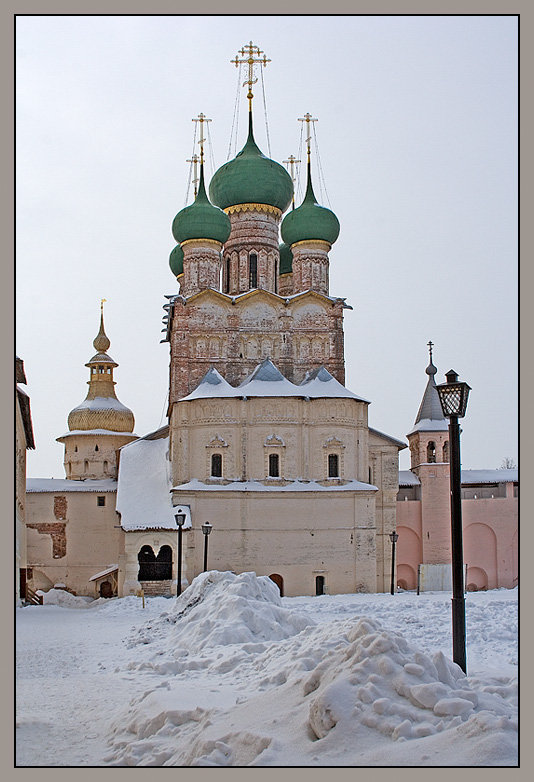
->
[16,572,518,767]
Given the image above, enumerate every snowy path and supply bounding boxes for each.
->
[16,581,518,767]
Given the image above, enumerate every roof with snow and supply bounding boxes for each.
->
[180,359,369,402]
[172,478,378,493]
[116,435,191,531]
[398,468,518,487]
[57,429,139,439]
[89,565,118,581]
[27,478,117,493]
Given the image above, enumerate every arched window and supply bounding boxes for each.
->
[443,441,449,463]
[74,445,78,453]
[328,454,339,477]
[427,441,436,463]
[249,253,258,289]
[103,460,108,473]
[95,444,99,452]
[268,453,280,477]
[84,460,89,471]
[225,256,230,293]
[211,452,222,477]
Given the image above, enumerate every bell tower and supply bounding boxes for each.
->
[57,301,137,480]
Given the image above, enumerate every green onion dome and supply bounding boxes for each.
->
[169,244,184,277]
[209,114,293,212]
[281,164,340,246]
[279,242,293,275]
[172,165,231,245]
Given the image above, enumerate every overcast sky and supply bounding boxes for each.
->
[16,14,517,477]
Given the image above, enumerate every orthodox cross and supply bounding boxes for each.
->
[231,41,270,110]
[427,340,434,362]
[283,154,301,205]
[186,153,200,197]
[298,113,318,162]
[100,298,107,315]
[192,112,211,165]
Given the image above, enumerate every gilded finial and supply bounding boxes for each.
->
[283,154,301,206]
[193,112,211,166]
[298,113,318,164]
[187,153,200,198]
[94,300,111,353]
[231,41,270,112]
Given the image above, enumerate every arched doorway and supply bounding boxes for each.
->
[269,573,284,596]
[138,544,173,581]
[138,546,156,581]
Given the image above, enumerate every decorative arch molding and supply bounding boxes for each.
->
[206,434,229,449]
[264,434,285,448]
[323,436,345,450]
[466,566,488,591]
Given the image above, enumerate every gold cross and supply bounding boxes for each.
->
[231,41,271,110]
[283,155,301,204]
[192,113,211,164]
[186,153,200,197]
[100,298,107,314]
[298,113,318,162]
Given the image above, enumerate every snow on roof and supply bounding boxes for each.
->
[300,366,369,402]
[397,469,518,487]
[407,418,449,435]
[461,469,518,484]
[89,565,119,582]
[180,360,368,402]
[57,429,138,438]
[70,396,132,413]
[172,478,377,493]
[116,436,191,530]
[398,471,421,486]
[27,478,117,493]
[369,427,406,448]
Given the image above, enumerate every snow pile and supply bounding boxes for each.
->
[38,588,94,608]
[126,571,315,657]
[102,576,517,767]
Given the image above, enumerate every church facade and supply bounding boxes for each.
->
[22,43,517,601]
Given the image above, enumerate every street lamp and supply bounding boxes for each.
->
[436,369,471,674]
[201,521,213,572]
[174,512,186,596]
[389,531,399,595]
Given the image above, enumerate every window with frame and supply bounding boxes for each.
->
[211,452,223,478]
[328,453,339,478]
[427,441,436,463]
[268,453,280,477]
[249,253,258,289]
[97,496,106,507]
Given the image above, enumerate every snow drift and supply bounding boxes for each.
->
[101,572,517,766]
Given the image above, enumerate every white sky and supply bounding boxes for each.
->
[16,14,518,477]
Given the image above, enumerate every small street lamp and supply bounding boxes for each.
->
[389,531,399,595]
[201,521,213,572]
[174,512,186,597]
[436,368,471,674]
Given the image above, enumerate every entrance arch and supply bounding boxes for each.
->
[269,573,284,596]
[99,580,113,598]
[315,575,325,595]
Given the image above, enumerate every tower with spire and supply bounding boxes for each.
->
[56,302,137,480]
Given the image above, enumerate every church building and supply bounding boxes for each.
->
[22,43,517,602]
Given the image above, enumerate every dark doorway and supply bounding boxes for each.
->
[99,580,113,598]
[138,545,173,581]
[315,575,325,595]
[269,573,284,596]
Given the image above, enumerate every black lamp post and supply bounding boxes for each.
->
[436,369,471,674]
[201,521,213,572]
[174,512,186,596]
[389,531,399,595]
